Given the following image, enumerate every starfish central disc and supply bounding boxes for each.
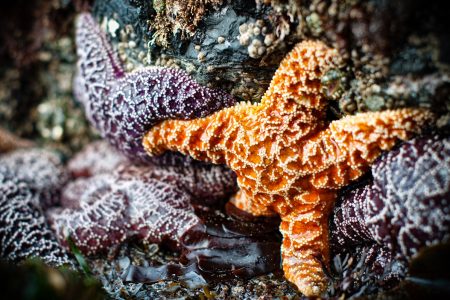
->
[143,41,435,296]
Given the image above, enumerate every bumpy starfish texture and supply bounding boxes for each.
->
[0,149,69,208]
[143,40,436,296]
[47,143,237,255]
[73,13,236,162]
[67,140,129,178]
[331,134,450,275]
[0,156,72,267]
[66,140,237,203]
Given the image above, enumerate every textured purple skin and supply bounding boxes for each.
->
[47,142,237,255]
[67,140,128,178]
[47,175,130,256]
[0,152,73,267]
[331,134,450,280]
[0,149,69,208]
[73,13,236,162]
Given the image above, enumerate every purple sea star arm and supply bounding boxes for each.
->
[368,134,450,259]
[67,141,238,203]
[106,68,236,161]
[118,164,237,204]
[331,134,450,280]
[120,177,199,248]
[47,165,203,254]
[331,184,373,247]
[73,13,236,162]
[73,13,124,128]
[0,167,73,267]
[47,175,130,256]
[0,149,68,208]
[67,140,129,178]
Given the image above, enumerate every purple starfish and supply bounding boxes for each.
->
[47,142,237,254]
[0,150,73,267]
[0,149,69,208]
[67,140,129,178]
[73,13,236,162]
[331,134,450,285]
[47,142,281,282]
[48,174,130,255]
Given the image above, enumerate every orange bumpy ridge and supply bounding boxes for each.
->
[143,40,435,296]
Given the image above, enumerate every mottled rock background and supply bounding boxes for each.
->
[1,0,450,299]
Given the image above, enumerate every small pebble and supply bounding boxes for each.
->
[197,52,206,62]
[239,33,251,46]
[239,24,248,35]
[257,46,266,56]
[264,34,274,46]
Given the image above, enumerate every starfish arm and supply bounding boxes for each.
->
[119,68,236,121]
[75,13,124,84]
[104,68,236,160]
[230,189,277,216]
[261,40,340,111]
[330,184,374,248]
[188,164,238,202]
[143,102,254,164]
[73,13,124,137]
[280,192,336,297]
[1,152,74,267]
[305,108,436,190]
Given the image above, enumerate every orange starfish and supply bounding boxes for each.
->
[142,41,435,296]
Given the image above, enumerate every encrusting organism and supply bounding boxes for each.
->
[143,40,436,296]
[73,13,236,163]
[0,149,73,267]
[330,134,450,287]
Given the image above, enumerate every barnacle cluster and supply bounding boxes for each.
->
[150,0,224,47]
